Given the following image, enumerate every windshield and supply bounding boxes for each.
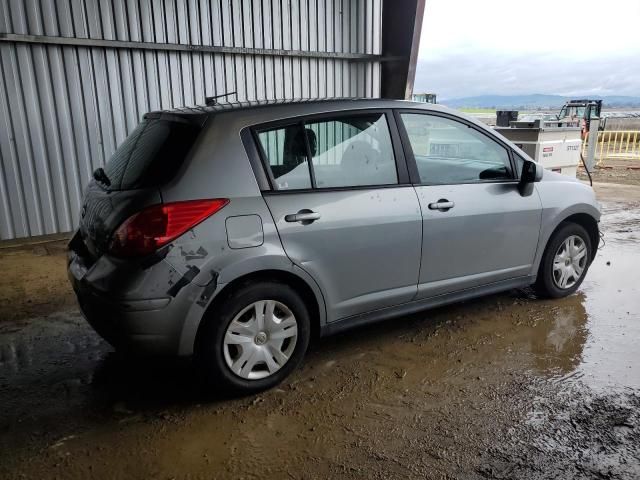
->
[559,105,587,119]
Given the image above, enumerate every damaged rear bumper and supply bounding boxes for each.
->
[67,240,205,356]
[71,281,176,355]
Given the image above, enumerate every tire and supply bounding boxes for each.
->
[534,222,592,299]
[195,281,311,394]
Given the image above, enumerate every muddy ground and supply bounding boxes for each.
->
[0,183,639,479]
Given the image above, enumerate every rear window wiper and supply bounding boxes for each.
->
[93,167,111,187]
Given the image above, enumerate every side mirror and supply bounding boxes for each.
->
[518,160,541,196]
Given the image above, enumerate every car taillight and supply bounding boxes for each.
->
[109,199,229,257]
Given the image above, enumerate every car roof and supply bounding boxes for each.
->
[147,98,450,118]
[145,97,533,163]
[143,97,511,149]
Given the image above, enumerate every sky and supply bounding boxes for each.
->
[415,0,640,99]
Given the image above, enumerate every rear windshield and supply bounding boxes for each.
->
[102,117,201,190]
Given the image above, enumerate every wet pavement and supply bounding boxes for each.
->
[0,183,639,479]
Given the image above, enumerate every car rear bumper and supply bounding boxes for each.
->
[68,246,187,356]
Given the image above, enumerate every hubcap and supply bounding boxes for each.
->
[223,300,298,380]
[552,235,588,289]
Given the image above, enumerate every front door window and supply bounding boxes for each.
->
[400,113,513,185]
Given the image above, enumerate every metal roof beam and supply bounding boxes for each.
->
[0,33,403,63]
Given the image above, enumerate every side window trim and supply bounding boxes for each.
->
[250,109,411,192]
[300,119,317,189]
[386,110,411,184]
[242,127,276,191]
[394,109,519,186]
[511,150,527,180]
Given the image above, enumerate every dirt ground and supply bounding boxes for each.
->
[0,240,75,322]
[0,182,639,479]
[578,157,640,186]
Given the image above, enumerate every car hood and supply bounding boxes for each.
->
[539,169,581,183]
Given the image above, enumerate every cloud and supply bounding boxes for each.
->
[414,51,640,99]
[415,0,640,98]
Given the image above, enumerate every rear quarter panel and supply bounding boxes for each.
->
[159,114,288,286]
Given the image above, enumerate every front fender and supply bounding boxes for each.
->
[532,181,600,275]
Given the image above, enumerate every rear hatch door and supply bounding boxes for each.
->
[76,112,206,260]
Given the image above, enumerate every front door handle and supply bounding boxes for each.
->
[284,210,321,224]
[428,199,455,211]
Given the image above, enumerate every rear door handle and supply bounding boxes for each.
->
[428,199,455,211]
[284,210,321,224]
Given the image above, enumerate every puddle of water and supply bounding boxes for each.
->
[577,242,640,389]
[513,200,640,392]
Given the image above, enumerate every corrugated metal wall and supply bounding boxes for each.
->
[0,0,383,240]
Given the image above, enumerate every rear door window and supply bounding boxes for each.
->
[103,116,201,190]
[255,112,398,190]
[306,114,397,188]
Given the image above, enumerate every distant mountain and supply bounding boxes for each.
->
[441,94,640,109]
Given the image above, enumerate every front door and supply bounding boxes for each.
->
[398,111,542,299]
[256,111,422,321]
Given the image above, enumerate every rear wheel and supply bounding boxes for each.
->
[196,281,310,394]
[535,222,592,298]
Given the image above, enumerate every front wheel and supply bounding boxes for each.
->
[195,281,310,394]
[534,222,592,298]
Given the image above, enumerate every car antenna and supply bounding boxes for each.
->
[205,91,237,106]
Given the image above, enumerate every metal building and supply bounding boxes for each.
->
[0,0,424,240]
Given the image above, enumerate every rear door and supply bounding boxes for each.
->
[255,111,423,321]
[397,111,542,299]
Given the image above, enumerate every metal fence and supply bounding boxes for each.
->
[582,130,640,166]
[0,0,386,240]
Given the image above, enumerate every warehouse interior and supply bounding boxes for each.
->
[2,2,640,479]
[0,0,424,240]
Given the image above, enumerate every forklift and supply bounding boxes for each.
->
[556,99,602,138]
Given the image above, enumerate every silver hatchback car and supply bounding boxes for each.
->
[68,99,600,393]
